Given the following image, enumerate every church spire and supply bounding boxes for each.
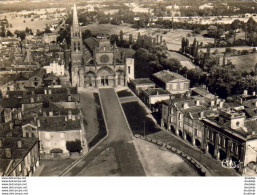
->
[73,3,79,28]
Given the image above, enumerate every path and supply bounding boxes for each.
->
[62,88,145,176]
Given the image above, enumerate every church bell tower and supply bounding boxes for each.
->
[71,3,83,87]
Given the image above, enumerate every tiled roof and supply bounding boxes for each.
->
[153,70,189,83]
[0,98,21,108]
[38,116,81,131]
[131,78,155,85]
[143,88,170,96]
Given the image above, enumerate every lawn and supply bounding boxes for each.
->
[117,89,133,98]
[223,53,257,72]
[78,147,121,176]
[122,102,160,136]
[163,29,214,51]
[88,93,107,148]
[40,158,76,176]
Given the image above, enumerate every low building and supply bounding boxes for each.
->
[37,116,85,155]
[141,88,171,111]
[43,60,65,76]
[129,78,155,96]
[42,33,58,44]
[161,97,212,148]
[152,70,190,94]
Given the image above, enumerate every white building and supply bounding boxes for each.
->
[44,61,65,76]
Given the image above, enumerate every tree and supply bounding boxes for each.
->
[129,34,133,45]
[14,30,26,40]
[120,30,124,42]
[0,26,5,37]
[82,29,92,39]
[231,19,241,43]
[6,30,13,37]
[66,139,82,153]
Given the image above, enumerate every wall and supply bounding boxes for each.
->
[39,130,82,154]
[245,139,257,166]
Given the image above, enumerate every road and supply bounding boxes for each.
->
[62,88,145,176]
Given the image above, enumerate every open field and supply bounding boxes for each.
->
[0,8,65,32]
[222,53,257,71]
[134,139,200,176]
[162,29,215,51]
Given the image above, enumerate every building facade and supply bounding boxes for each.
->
[70,4,134,88]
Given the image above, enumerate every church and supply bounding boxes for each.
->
[70,4,134,88]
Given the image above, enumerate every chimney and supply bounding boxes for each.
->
[44,89,47,94]
[17,140,22,148]
[43,111,47,117]
[65,116,67,121]
[48,89,52,95]
[156,90,159,96]
[31,97,34,103]
[10,123,14,130]
[211,100,215,107]
[200,111,205,118]
[23,131,26,137]
[255,101,257,107]
[183,102,189,109]
[216,99,221,105]
[196,100,200,106]
[5,148,11,159]
[243,90,248,95]
[72,115,75,121]
[37,119,41,127]
[49,111,53,116]
[68,110,72,120]
[68,95,71,102]
[219,101,224,109]
[253,91,256,96]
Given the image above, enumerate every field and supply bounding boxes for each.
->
[223,53,257,71]
[162,29,215,51]
[0,8,65,32]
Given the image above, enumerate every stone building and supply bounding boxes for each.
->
[70,4,134,88]
[152,70,190,94]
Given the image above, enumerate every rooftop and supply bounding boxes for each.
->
[38,116,81,131]
[152,70,189,83]
[131,78,155,85]
[143,88,170,96]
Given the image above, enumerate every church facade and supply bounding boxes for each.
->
[70,4,134,88]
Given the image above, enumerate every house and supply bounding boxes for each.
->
[129,78,155,96]
[152,70,190,94]
[43,60,65,76]
[37,116,86,155]
[42,33,58,44]
[161,96,213,149]
[0,137,40,176]
[141,88,171,111]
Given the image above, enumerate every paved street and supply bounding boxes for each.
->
[62,88,145,176]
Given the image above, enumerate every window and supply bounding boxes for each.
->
[194,129,198,136]
[128,66,131,74]
[177,83,180,90]
[236,121,240,127]
[170,116,173,123]
[219,136,222,145]
[231,143,234,152]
